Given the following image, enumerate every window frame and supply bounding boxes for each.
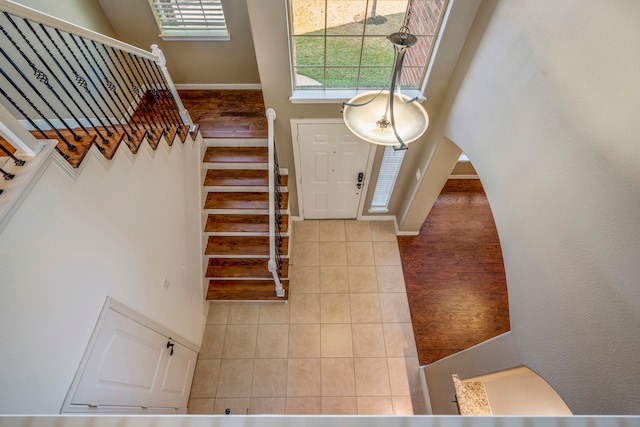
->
[148,0,230,41]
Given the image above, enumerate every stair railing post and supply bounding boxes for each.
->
[0,102,44,156]
[266,107,284,298]
[150,44,195,132]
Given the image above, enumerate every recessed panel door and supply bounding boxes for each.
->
[296,122,372,219]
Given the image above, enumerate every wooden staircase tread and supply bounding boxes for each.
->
[206,257,289,278]
[204,169,288,187]
[203,146,268,163]
[207,279,289,300]
[205,213,289,233]
[204,192,288,210]
[206,235,289,256]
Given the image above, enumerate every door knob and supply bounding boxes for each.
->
[357,172,364,189]
[166,341,174,356]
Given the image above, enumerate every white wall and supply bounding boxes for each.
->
[0,136,205,414]
[433,0,640,415]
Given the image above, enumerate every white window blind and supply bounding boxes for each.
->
[148,0,229,40]
[370,147,406,211]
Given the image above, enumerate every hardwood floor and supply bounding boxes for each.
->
[398,179,510,365]
[178,89,267,138]
[179,89,510,363]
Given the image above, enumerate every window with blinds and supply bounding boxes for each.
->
[370,147,406,211]
[148,0,230,40]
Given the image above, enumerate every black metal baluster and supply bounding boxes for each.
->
[135,55,172,131]
[0,143,26,166]
[147,61,181,125]
[99,44,147,132]
[23,20,110,145]
[0,167,15,180]
[54,29,129,140]
[0,61,75,151]
[111,48,158,135]
[3,13,92,142]
[127,52,170,134]
[70,34,133,142]
[40,25,116,141]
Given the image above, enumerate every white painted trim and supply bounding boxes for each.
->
[290,118,376,221]
[0,140,56,233]
[175,83,262,90]
[60,297,199,414]
[419,365,434,415]
[0,0,156,60]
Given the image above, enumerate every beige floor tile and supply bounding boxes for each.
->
[346,241,375,266]
[259,302,290,324]
[318,219,346,241]
[252,359,288,397]
[352,323,386,357]
[379,293,412,323]
[320,266,349,293]
[190,359,221,398]
[255,324,289,358]
[373,241,402,265]
[321,358,356,396]
[320,293,351,323]
[382,323,418,357]
[288,266,320,293]
[199,324,226,359]
[213,398,251,415]
[345,220,372,242]
[293,220,319,242]
[319,241,347,265]
[287,358,321,396]
[222,324,258,358]
[322,396,358,415]
[350,293,382,323]
[289,293,320,323]
[392,396,414,415]
[216,359,254,397]
[285,397,322,414]
[387,357,412,396]
[288,324,321,358]
[357,396,394,415]
[250,397,286,415]
[354,357,391,396]
[321,323,353,357]
[370,221,396,241]
[292,241,320,266]
[206,302,230,324]
[228,303,260,324]
[376,265,407,293]
[348,266,378,293]
[187,398,214,414]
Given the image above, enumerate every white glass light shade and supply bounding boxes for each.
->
[342,91,429,146]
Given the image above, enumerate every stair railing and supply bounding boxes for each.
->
[266,108,285,298]
[0,0,193,162]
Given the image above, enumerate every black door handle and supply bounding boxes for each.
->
[166,341,174,356]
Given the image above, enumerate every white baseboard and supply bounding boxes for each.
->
[175,83,262,90]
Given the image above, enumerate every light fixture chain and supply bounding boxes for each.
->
[404,0,416,31]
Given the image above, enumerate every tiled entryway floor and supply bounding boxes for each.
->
[188,220,424,415]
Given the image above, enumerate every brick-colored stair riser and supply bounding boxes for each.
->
[207,279,289,300]
[206,258,289,278]
[204,169,288,187]
[204,192,289,210]
[205,213,289,233]
[206,235,288,256]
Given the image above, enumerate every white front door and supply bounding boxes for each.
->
[293,121,374,219]
[70,309,196,411]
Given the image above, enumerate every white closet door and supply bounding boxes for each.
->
[71,309,196,409]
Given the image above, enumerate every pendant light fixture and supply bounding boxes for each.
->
[342,0,428,150]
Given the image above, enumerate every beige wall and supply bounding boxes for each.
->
[424,0,640,415]
[97,0,259,85]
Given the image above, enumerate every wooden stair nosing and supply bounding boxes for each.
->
[203,146,268,163]
[204,192,289,210]
[206,257,289,278]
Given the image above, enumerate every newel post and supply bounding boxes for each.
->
[0,102,45,156]
[151,44,196,132]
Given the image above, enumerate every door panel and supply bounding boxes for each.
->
[72,309,196,409]
[297,123,372,219]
